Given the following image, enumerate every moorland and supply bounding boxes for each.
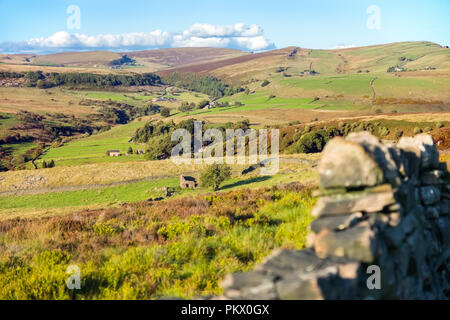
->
[0,41,449,299]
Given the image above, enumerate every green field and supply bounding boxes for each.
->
[279,73,450,98]
[39,119,148,166]
[2,142,37,156]
[0,113,19,133]
[181,73,450,118]
[178,93,322,117]
[0,177,177,212]
[0,168,317,215]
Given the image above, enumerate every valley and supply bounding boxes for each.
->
[0,41,449,299]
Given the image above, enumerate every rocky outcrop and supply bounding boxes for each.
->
[221,132,450,299]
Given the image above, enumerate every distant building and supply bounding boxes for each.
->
[107,150,121,157]
[180,175,197,189]
[136,149,145,155]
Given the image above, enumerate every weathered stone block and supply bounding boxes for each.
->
[398,134,439,170]
[420,170,446,185]
[425,206,440,220]
[419,186,441,205]
[314,222,377,263]
[346,132,401,185]
[436,218,450,244]
[275,266,339,300]
[402,211,419,235]
[382,223,406,248]
[310,212,363,233]
[317,136,383,189]
[312,187,395,217]
[222,271,277,300]
[440,200,450,215]
[254,249,323,278]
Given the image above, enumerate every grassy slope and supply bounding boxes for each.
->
[37,89,210,166]
[0,87,98,115]
[38,120,149,166]
[0,169,317,217]
[0,153,319,217]
[0,186,315,299]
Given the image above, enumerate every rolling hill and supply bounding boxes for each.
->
[1,41,448,77]
[162,41,450,83]
[0,47,249,71]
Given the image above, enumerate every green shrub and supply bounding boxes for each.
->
[160,107,171,117]
[413,127,422,134]
[294,130,331,153]
[261,80,270,87]
[436,122,444,129]
[200,164,232,191]
[145,135,174,160]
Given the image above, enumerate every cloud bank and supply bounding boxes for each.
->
[329,44,357,49]
[0,23,275,54]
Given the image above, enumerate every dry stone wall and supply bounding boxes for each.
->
[221,132,450,299]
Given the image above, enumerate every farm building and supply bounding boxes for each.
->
[180,175,197,189]
[136,149,145,155]
[107,150,121,157]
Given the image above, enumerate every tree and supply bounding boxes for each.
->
[179,101,195,113]
[200,164,232,191]
[144,135,174,160]
[160,107,171,117]
[294,130,331,153]
[48,160,55,168]
[127,146,133,154]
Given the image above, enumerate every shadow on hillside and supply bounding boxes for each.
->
[220,175,271,190]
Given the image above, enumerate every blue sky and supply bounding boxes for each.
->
[0,0,449,53]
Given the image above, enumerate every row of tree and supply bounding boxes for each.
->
[131,118,253,161]
[16,70,162,88]
[163,72,242,98]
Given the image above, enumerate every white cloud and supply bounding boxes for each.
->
[330,44,357,49]
[0,23,275,53]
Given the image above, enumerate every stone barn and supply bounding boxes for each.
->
[107,150,121,157]
[180,175,197,189]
